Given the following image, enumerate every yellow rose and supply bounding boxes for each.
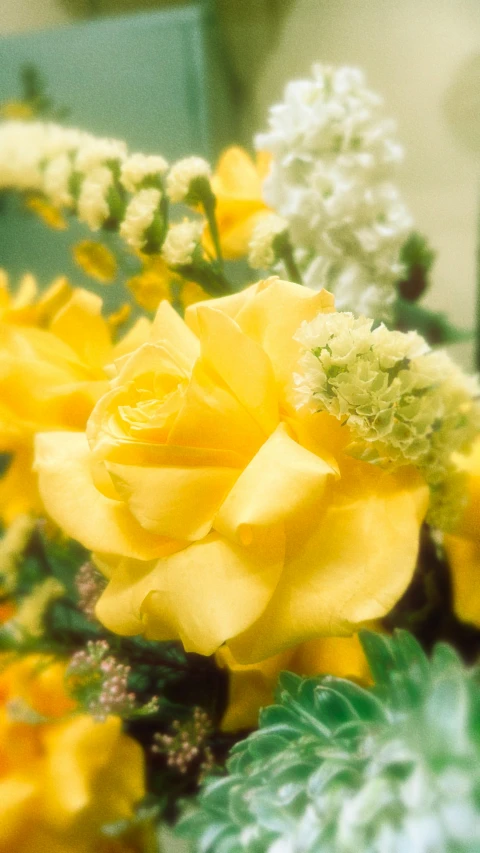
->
[0,272,150,524]
[444,437,480,627]
[205,147,272,259]
[0,654,145,853]
[217,633,372,732]
[35,277,428,663]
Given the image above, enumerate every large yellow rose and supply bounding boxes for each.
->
[35,278,428,663]
[0,654,145,853]
[0,273,149,524]
[444,437,480,627]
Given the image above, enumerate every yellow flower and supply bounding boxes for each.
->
[25,195,67,230]
[0,273,150,524]
[205,147,272,259]
[0,655,145,853]
[444,437,480,627]
[35,277,428,663]
[217,633,372,732]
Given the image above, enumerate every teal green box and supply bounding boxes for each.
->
[0,3,236,291]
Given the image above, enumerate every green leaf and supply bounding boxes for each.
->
[393,297,473,345]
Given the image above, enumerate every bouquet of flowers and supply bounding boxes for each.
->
[0,63,479,853]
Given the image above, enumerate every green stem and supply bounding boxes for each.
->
[202,194,224,269]
[277,237,303,285]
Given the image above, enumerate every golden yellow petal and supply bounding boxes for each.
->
[0,447,41,525]
[35,432,177,559]
[168,360,266,462]
[229,466,428,662]
[150,299,200,368]
[97,530,284,654]
[73,240,118,283]
[195,304,279,436]
[25,195,67,230]
[107,460,240,540]
[0,778,36,845]
[444,534,480,628]
[214,423,336,548]
[49,289,111,371]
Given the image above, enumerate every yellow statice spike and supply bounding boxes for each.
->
[127,256,173,312]
[73,240,118,283]
[25,195,67,229]
[205,147,272,259]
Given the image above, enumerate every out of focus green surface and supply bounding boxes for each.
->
[0,2,236,294]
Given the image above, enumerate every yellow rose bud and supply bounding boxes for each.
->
[35,277,428,663]
[0,655,145,853]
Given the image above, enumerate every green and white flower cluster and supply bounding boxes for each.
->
[294,312,480,530]
[179,631,480,853]
[256,65,412,321]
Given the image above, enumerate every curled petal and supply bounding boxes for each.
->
[35,432,177,559]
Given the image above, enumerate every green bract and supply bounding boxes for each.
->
[179,631,480,853]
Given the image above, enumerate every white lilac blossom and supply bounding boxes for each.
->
[256,65,412,320]
[294,312,480,529]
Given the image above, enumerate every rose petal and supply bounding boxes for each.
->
[35,432,179,560]
[214,422,337,548]
[194,304,279,435]
[229,465,428,662]
[97,530,285,655]
[107,460,240,540]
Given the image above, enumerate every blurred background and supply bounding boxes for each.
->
[1,0,479,369]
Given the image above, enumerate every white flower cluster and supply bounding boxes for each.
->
[0,121,221,265]
[294,311,480,529]
[119,187,162,250]
[248,213,288,269]
[166,156,211,203]
[256,65,412,320]
[162,219,205,266]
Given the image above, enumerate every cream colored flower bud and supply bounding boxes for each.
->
[248,214,288,269]
[166,156,211,203]
[120,153,168,193]
[162,219,204,266]
[77,165,113,230]
[119,187,162,249]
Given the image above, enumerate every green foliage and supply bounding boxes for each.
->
[394,297,473,346]
[178,631,480,852]
[397,232,435,302]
